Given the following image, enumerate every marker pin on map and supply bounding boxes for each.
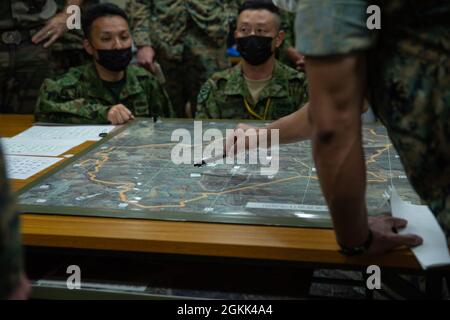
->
[194,153,227,167]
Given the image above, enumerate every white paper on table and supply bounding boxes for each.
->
[390,187,450,269]
[1,137,85,157]
[15,125,116,142]
[5,155,63,180]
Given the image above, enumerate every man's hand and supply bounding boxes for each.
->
[367,215,423,256]
[32,12,70,48]
[136,46,156,73]
[224,123,263,156]
[286,47,305,71]
[107,104,135,125]
[8,273,31,300]
[295,55,305,71]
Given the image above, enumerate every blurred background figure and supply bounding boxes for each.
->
[0,0,85,114]
[126,0,241,118]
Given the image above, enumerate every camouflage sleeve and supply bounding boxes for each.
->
[195,79,218,119]
[146,77,174,118]
[225,0,242,25]
[125,0,152,47]
[292,73,309,109]
[280,11,295,48]
[35,79,110,124]
[0,144,23,299]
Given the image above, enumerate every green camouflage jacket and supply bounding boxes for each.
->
[0,144,23,299]
[126,0,240,60]
[196,61,308,120]
[35,63,174,124]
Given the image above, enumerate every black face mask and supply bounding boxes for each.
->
[236,35,274,66]
[95,47,132,72]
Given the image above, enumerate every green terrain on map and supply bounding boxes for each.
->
[17,119,420,228]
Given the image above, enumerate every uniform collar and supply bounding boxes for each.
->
[224,60,290,102]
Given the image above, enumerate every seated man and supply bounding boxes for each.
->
[196,0,308,120]
[35,3,173,125]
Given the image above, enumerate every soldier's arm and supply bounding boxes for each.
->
[126,1,157,73]
[224,0,242,26]
[293,74,309,110]
[195,80,219,120]
[32,0,84,48]
[35,79,111,124]
[0,146,27,299]
[148,78,174,118]
[126,0,152,47]
[278,13,305,70]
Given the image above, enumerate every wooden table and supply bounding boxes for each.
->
[0,114,425,272]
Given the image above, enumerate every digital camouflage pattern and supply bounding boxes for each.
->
[125,0,240,117]
[0,0,58,114]
[126,0,239,59]
[295,0,450,239]
[368,0,450,240]
[196,60,308,120]
[0,143,23,299]
[35,63,174,124]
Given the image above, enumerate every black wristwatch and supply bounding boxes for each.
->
[338,229,373,257]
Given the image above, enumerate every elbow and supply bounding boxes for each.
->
[310,108,361,147]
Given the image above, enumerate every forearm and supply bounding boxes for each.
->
[36,99,110,124]
[307,55,369,247]
[265,103,312,145]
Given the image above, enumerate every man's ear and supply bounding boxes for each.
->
[83,38,94,56]
[275,30,286,48]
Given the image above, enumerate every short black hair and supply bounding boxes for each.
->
[238,0,281,16]
[82,3,129,39]
[238,0,281,30]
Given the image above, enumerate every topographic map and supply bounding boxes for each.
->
[17,119,420,228]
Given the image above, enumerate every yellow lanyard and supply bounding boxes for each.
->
[243,98,271,120]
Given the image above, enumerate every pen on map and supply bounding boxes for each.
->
[194,153,227,167]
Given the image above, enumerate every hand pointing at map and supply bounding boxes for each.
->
[224,104,313,157]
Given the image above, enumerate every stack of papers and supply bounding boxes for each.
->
[1,137,85,157]
[5,155,63,180]
[2,124,116,180]
[390,187,450,269]
[15,125,115,141]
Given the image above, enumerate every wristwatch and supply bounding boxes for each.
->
[338,229,373,256]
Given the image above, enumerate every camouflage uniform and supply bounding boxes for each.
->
[126,0,240,117]
[0,0,58,114]
[296,0,450,239]
[277,11,297,68]
[0,143,24,299]
[35,63,174,124]
[196,60,308,120]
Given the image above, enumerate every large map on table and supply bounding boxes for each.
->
[17,119,420,228]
